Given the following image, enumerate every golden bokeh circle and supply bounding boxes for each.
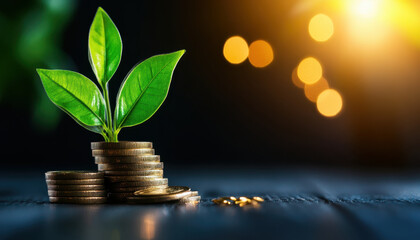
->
[297,57,323,84]
[316,89,343,117]
[308,14,334,42]
[223,36,249,64]
[248,40,274,68]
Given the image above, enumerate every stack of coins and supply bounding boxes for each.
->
[92,142,168,202]
[46,171,107,204]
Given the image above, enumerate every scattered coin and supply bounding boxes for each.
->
[45,171,104,180]
[212,196,264,207]
[95,155,160,164]
[46,179,104,185]
[92,149,155,157]
[97,162,163,171]
[48,190,107,197]
[134,186,190,197]
[49,196,107,204]
[47,184,105,191]
[91,141,153,150]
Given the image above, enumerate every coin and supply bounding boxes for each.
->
[188,191,199,197]
[109,184,169,193]
[108,192,137,198]
[49,196,107,204]
[45,171,104,180]
[92,149,155,157]
[91,141,153,150]
[127,190,193,204]
[98,162,163,171]
[105,175,161,183]
[47,184,105,191]
[104,170,164,176]
[108,178,168,188]
[108,185,168,198]
[46,179,104,185]
[48,190,107,197]
[134,186,190,197]
[179,195,201,204]
[107,192,141,201]
[95,155,160,164]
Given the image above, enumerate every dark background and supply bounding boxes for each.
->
[1,0,420,170]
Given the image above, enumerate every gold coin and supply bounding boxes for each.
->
[134,186,190,197]
[95,155,160,164]
[49,196,107,204]
[107,192,139,201]
[48,190,107,197]
[91,141,153,150]
[45,171,103,180]
[46,179,104,185]
[108,184,168,193]
[97,162,163,171]
[92,149,155,157]
[104,170,163,176]
[105,175,161,183]
[179,195,201,204]
[47,184,105,191]
[127,190,193,204]
[188,191,199,197]
[109,178,168,188]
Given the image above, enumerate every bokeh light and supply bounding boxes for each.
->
[248,40,274,68]
[351,0,380,18]
[304,77,329,102]
[316,89,343,117]
[223,36,249,64]
[297,57,323,84]
[308,14,334,42]
[291,67,305,88]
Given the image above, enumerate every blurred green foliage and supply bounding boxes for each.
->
[0,0,76,131]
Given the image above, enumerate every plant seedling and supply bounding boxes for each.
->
[37,7,185,142]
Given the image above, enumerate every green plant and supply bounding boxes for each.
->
[36,7,185,142]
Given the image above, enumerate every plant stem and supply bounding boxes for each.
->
[102,84,116,142]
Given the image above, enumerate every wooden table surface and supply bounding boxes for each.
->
[1,168,420,240]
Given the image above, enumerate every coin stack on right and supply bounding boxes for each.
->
[92,141,200,204]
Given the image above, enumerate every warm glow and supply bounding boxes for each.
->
[316,89,343,117]
[297,57,323,84]
[140,214,156,240]
[291,67,305,88]
[308,14,334,42]
[304,77,329,102]
[351,0,380,18]
[223,36,249,64]
[384,1,420,47]
[248,40,274,68]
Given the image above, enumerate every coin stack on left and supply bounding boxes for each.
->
[45,171,107,204]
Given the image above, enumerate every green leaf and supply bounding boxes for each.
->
[88,7,122,87]
[36,69,107,131]
[115,50,185,130]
